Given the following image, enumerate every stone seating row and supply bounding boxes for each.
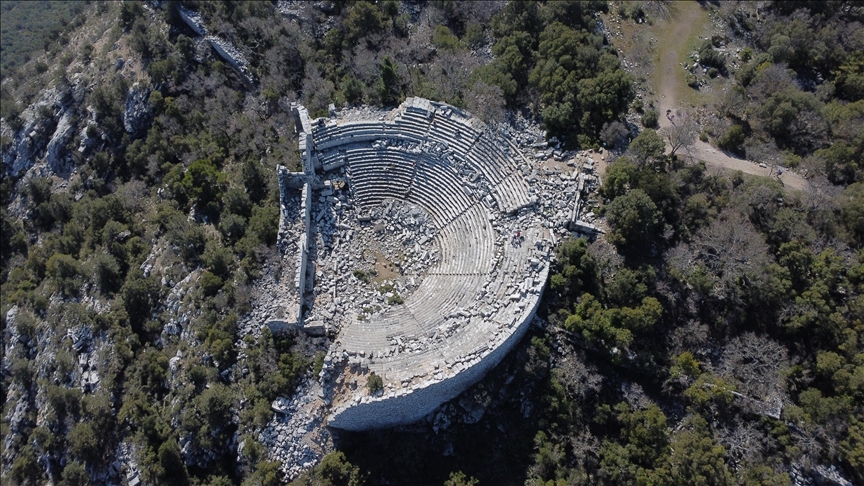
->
[495,226,540,275]
[396,110,532,213]
[467,139,515,184]
[397,110,476,156]
[491,172,532,213]
[313,122,424,151]
[390,116,432,141]
[354,266,541,384]
[314,116,531,215]
[339,304,423,352]
[340,276,484,363]
[346,150,475,228]
[432,206,496,276]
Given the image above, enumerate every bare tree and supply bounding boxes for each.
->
[587,238,624,284]
[667,210,773,303]
[301,63,335,115]
[600,121,630,150]
[553,347,604,402]
[427,51,476,106]
[659,108,698,157]
[715,417,772,467]
[718,333,789,410]
[668,319,711,357]
[802,174,841,215]
[351,43,383,87]
[716,87,748,120]
[464,80,505,126]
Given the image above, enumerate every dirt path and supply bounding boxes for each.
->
[653,2,807,191]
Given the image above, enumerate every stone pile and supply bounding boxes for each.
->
[258,381,332,479]
[303,193,441,330]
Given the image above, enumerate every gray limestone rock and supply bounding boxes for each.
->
[123,85,152,137]
[45,110,75,175]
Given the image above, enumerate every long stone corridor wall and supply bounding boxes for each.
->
[274,168,312,326]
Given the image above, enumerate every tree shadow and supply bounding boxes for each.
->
[333,332,547,486]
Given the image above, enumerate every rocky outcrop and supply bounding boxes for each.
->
[0,87,84,177]
[45,110,75,175]
[123,85,152,137]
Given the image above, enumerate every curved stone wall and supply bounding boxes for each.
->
[326,268,546,430]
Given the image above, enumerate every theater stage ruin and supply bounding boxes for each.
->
[269,98,600,432]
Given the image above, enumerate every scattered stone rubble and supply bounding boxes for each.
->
[258,381,332,479]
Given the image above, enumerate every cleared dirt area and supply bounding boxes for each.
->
[652,2,807,191]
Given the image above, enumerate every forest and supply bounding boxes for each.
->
[0,1,862,486]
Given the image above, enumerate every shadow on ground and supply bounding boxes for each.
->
[333,330,548,486]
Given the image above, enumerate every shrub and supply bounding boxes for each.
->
[641,109,658,128]
[352,269,377,283]
[200,271,224,297]
[366,372,383,394]
[61,461,89,486]
[46,253,81,296]
[219,213,248,245]
[718,125,746,155]
[377,56,401,106]
[121,272,161,333]
[120,1,144,29]
[247,206,279,246]
[68,422,100,462]
[698,41,725,70]
[341,75,365,105]
[686,73,698,88]
[87,251,122,293]
[445,471,480,486]
[432,26,463,51]
[463,23,486,49]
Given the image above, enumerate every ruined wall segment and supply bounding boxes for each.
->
[272,168,311,329]
[175,5,255,84]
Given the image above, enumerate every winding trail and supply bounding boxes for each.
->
[653,2,807,191]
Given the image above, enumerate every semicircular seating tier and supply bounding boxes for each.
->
[313,98,550,430]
